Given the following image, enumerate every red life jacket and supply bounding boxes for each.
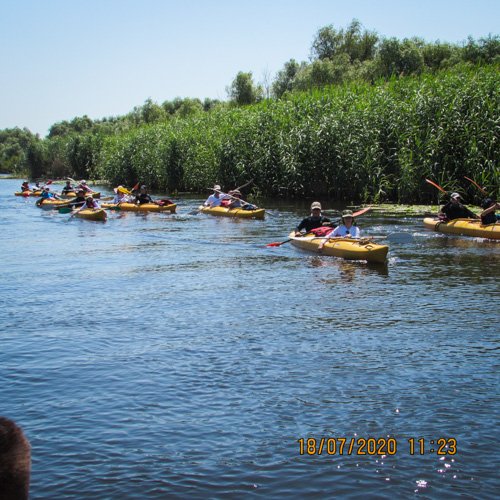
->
[310,226,334,237]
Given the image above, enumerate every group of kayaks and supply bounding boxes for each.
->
[16,188,499,264]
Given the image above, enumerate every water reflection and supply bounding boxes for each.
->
[309,256,389,282]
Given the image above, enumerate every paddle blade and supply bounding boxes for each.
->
[353,206,371,217]
[464,176,488,195]
[58,207,72,214]
[22,191,30,197]
[266,239,291,247]
[425,178,447,194]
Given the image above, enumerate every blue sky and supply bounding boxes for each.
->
[1,0,498,136]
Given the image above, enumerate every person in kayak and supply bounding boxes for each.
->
[61,180,75,194]
[77,180,95,194]
[68,189,87,208]
[295,202,332,234]
[318,210,360,250]
[73,195,100,214]
[40,187,61,200]
[135,185,154,205]
[113,185,132,204]
[480,198,499,225]
[204,185,226,207]
[438,193,478,221]
[21,181,31,192]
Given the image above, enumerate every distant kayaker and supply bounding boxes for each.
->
[295,202,332,234]
[135,185,154,205]
[204,185,226,207]
[74,195,100,213]
[480,198,499,225]
[21,181,31,192]
[318,210,360,250]
[113,185,132,204]
[77,180,94,194]
[69,189,86,208]
[438,193,478,221]
[40,187,61,200]
[61,180,75,194]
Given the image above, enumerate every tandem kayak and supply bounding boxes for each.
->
[74,209,107,221]
[199,205,265,219]
[423,218,499,240]
[102,202,176,213]
[288,232,389,263]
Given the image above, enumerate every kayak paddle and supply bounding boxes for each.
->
[464,176,488,196]
[425,178,447,194]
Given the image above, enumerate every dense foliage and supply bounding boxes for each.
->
[1,21,498,203]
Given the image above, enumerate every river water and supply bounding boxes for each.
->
[1,178,498,499]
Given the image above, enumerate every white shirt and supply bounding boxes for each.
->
[204,194,222,207]
[329,225,360,238]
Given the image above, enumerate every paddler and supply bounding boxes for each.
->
[135,185,154,205]
[113,185,132,204]
[295,202,332,235]
[204,184,226,208]
[480,198,499,225]
[438,192,478,221]
[21,181,31,192]
[40,187,61,200]
[69,189,86,208]
[77,180,94,194]
[318,210,360,250]
[61,180,75,195]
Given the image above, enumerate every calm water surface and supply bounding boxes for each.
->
[1,178,499,499]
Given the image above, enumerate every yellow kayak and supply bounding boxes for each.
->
[61,191,101,199]
[199,205,265,219]
[289,232,389,263]
[102,202,176,213]
[74,209,107,221]
[36,198,71,208]
[15,190,42,197]
[423,218,499,240]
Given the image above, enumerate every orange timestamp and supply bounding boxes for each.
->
[298,437,457,456]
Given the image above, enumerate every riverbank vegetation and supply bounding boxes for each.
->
[1,21,498,203]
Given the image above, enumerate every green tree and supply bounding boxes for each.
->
[377,38,425,76]
[227,71,263,105]
[311,19,379,62]
[272,59,304,98]
[176,98,203,118]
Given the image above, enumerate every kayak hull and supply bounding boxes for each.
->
[36,198,71,208]
[200,206,265,219]
[61,191,101,199]
[102,202,177,213]
[288,232,389,263]
[423,218,499,240]
[15,190,43,197]
[74,209,107,221]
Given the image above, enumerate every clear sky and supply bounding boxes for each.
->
[1,0,498,136]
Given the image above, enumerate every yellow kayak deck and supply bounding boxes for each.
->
[199,205,265,219]
[74,209,107,221]
[289,232,389,263]
[423,218,499,240]
[102,202,176,213]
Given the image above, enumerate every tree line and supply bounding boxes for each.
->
[1,20,498,203]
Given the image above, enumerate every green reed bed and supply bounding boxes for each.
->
[91,65,498,203]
